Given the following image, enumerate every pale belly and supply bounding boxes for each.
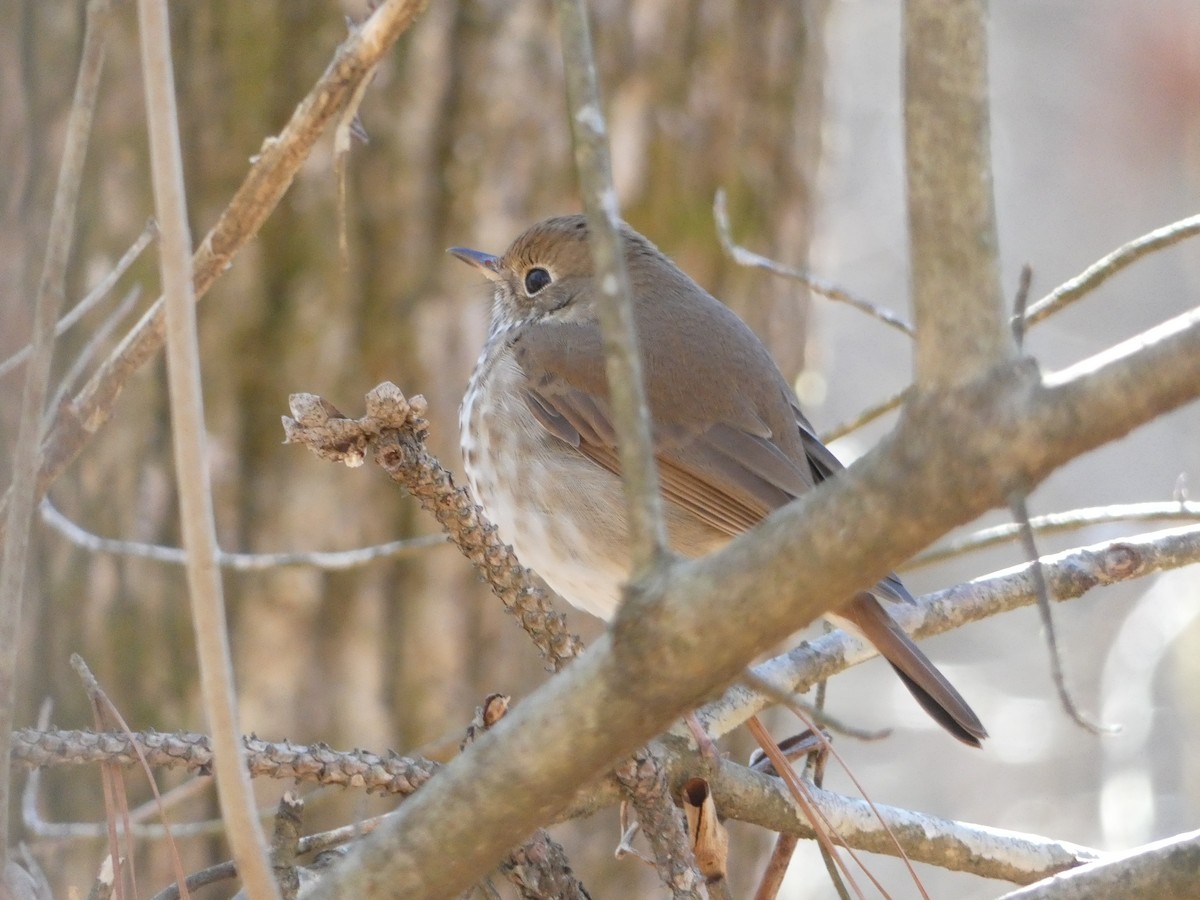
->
[462,354,631,620]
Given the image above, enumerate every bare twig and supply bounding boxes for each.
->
[714,189,914,336]
[71,655,190,899]
[0,220,156,381]
[555,0,667,575]
[752,833,799,900]
[13,729,440,795]
[1023,214,1200,328]
[149,862,237,900]
[1008,493,1117,735]
[819,388,910,444]
[705,756,1101,885]
[0,0,116,867]
[135,0,276,893]
[39,496,444,571]
[910,500,1200,568]
[43,286,143,431]
[744,716,871,899]
[24,771,229,842]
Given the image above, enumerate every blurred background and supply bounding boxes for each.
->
[2,0,1198,896]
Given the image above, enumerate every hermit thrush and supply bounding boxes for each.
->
[452,216,987,747]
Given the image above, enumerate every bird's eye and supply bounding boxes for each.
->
[524,267,552,296]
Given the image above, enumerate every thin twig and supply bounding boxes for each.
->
[910,500,1200,568]
[745,716,869,899]
[149,861,238,900]
[13,729,441,797]
[714,189,915,336]
[135,0,278,893]
[1023,213,1200,328]
[736,670,890,743]
[0,219,156,381]
[0,0,116,867]
[819,388,910,444]
[1008,493,1117,735]
[24,772,230,842]
[555,0,667,575]
[43,286,143,433]
[39,496,444,571]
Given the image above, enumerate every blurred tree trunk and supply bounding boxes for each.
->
[5,0,830,893]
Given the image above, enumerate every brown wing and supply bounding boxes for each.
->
[513,320,814,538]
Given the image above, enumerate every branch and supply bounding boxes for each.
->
[1024,214,1200,327]
[283,386,583,671]
[136,0,276,893]
[705,759,1101,886]
[713,189,914,337]
[904,0,1007,386]
[12,729,439,794]
[39,497,444,571]
[301,303,1200,898]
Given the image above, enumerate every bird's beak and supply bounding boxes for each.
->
[448,247,504,283]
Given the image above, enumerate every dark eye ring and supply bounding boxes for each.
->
[524,267,552,295]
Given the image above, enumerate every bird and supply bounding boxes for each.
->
[450,215,986,747]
